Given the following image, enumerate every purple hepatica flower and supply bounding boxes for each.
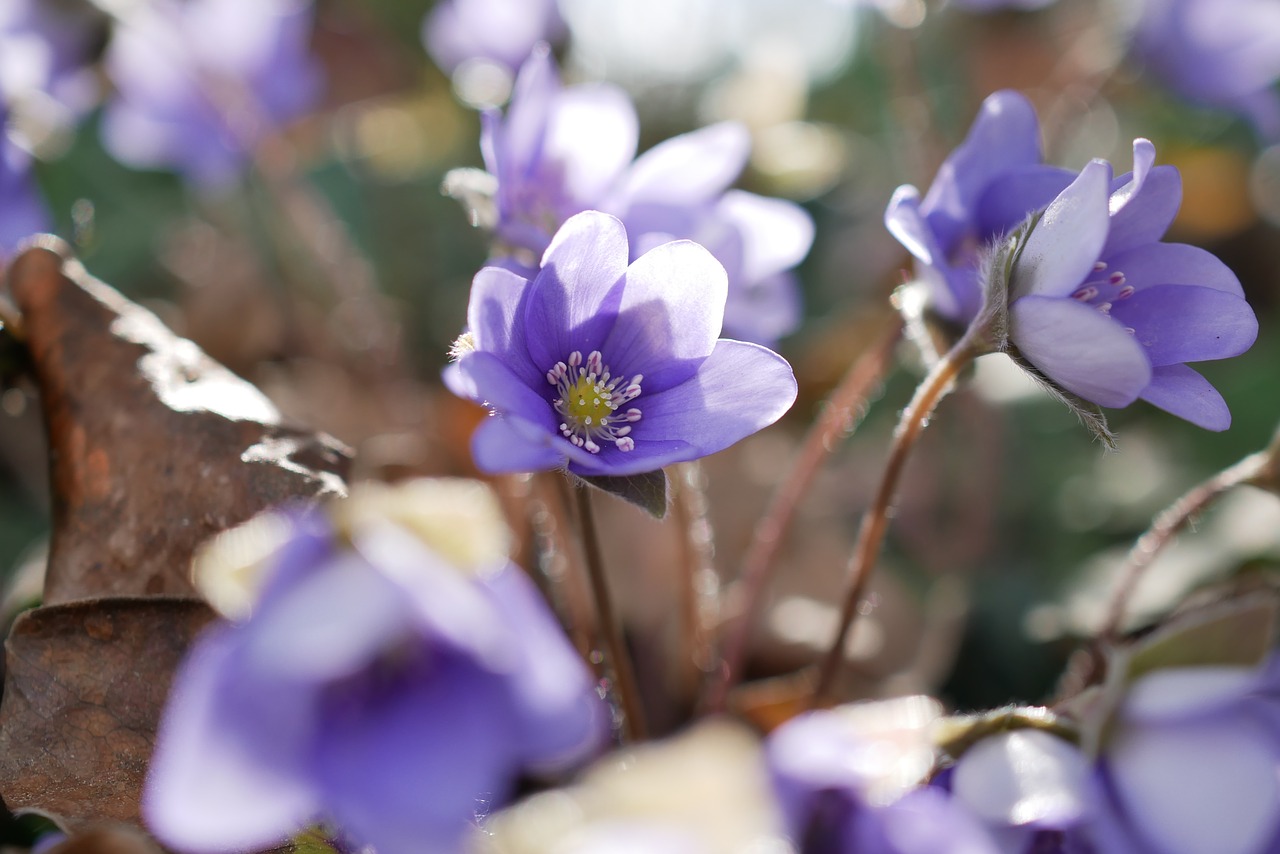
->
[1003,138,1257,431]
[423,0,566,76]
[948,729,1097,854]
[102,0,322,188]
[1089,659,1280,854]
[1,109,51,257]
[444,211,797,477]
[480,48,813,344]
[766,699,1004,854]
[886,89,1073,325]
[144,482,607,854]
[1130,0,1280,140]
[0,0,101,116]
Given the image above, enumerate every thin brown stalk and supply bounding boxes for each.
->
[701,319,903,713]
[1099,451,1268,642]
[574,485,648,742]
[812,337,979,706]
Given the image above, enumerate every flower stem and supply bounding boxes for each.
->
[812,336,980,706]
[1099,450,1268,642]
[701,319,902,713]
[574,484,648,742]
[672,462,718,703]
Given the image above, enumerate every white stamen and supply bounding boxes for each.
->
[549,350,644,454]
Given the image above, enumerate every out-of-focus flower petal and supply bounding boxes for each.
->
[144,628,320,853]
[951,730,1091,829]
[1009,295,1152,407]
[613,122,751,208]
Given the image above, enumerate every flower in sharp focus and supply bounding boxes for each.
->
[1001,138,1258,431]
[101,0,323,187]
[1,106,51,256]
[1089,657,1280,854]
[443,211,798,477]
[479,48,813,344]
[885,89,1073,325]
[423,0,566,77]
[766,698,1004,854]
[144,479,608,854]
[1128,0,1280,139]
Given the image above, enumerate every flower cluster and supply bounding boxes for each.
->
[101,0,323,187]
[475,47,813,345]
[888,90,1258,431]
[144,479,607,854]
[445,210,797,478]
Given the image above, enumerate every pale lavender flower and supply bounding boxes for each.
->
[102,0,322,187]
[444,211,797,477]
[1002,138,1258,431]
[885,90,1073,324]
[423,0,566,75]
[1130,0,1280,139]
[766,700,1004,854]
[0,0,101,115]
[478,48,813,344]
[1089,658,1280,854]
[144,482,607,854]
[1,107,50,255]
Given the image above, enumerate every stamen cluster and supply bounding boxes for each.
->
[547,349,642,453]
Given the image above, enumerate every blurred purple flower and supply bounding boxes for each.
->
[102,0,323,187]
[1004,138,1258,430]
[1,108,50,255]
[885,89,1072,324]
[0,0,101,115]
[1130,0,1280,139]
[144,488,607,854]
[766,701,1003,854]
[480,48,813,344]
[948,729,1096,854]
[444,211,797,476]
[1089,659,1280,854]
[423,0,566,75]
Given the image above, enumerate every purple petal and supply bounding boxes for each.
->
[525,211,629,371]
[951,731,1090,829]
[1009,295,1152,408]
[716,190,814,281]
[499,46,558,183]
[544,82,637,207]
[921,89,1043,253]
[144,627,320,853]
[885,185,972,320]
[612,121,750,208]
[471,415,568,473]
[1104,159,1182,257]
[479,566,609,771]
[1138,364,1232,431]
[315,653,520,854]
[878,787,1002,854]
[565,436,700,477]
[452,351,556,431]
[1123,666,1260,723]
[722,270,803,346]
[467,265,542,386]
[1107,717,1280,854]
[973,165,1075,239]
[885,184,938,265]
[602,239,728,393]
[1103,241,1244,297]
[637,339,796,457]
[1110,285,1258,366]
[242,554,415,681]
[1011,160,1112,300]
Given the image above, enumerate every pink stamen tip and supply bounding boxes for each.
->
[1117,286,1135,300]
[1093,261,1108,271]
[1072,286,1099,301]
[1109,272,1127,286]
[615,437,635,452]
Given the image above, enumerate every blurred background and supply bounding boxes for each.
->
[3,0,1280,726]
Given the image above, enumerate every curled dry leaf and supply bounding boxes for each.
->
[4,239,352,604]
[0,599,216,827]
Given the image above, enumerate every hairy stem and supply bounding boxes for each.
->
[1099,451,1268,641]
[812,336,980,706]
[702,320,902,713]
[574,485,648,742]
